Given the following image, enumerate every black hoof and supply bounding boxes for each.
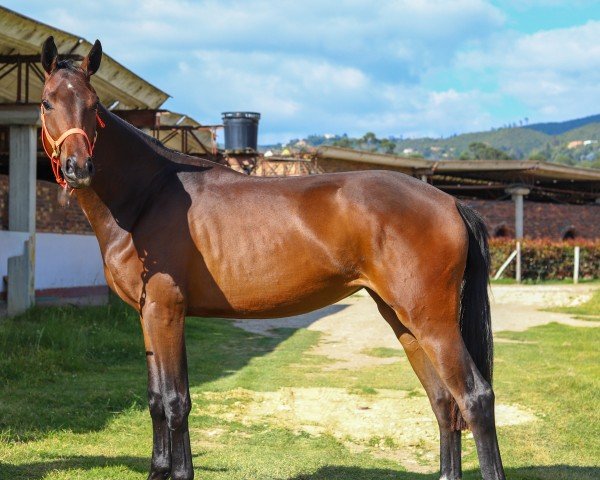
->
[147,469,170,480]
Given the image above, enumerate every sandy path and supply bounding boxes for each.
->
[233,284,598,370]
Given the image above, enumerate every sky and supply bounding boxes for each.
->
[5,0,600,144]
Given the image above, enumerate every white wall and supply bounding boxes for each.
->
[0,231,106,293]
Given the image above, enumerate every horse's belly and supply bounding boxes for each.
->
[185,256,363,318]
[187,283,361,319]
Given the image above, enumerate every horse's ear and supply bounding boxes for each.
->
[81,40,102,77]
[41,36,58,76]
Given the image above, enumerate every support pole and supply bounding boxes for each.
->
[574,246,580,285]
[7,124,37,315]
[506,186,530,283]
[515,241,522,284]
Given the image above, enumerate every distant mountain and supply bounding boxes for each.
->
[268,114,600,168]
[526,114,600,136]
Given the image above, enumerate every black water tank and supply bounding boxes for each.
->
[222,112,261,153]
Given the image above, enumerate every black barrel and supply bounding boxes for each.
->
[222,112,261,153]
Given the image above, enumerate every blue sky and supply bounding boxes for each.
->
[5,0,600,144]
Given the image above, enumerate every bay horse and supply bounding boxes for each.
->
[39,36,505,480]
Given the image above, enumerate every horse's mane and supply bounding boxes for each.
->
[56,59,80,72]
[102,105,219,169]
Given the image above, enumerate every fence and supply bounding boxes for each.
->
[490,238,600,282]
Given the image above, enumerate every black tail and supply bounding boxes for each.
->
[453,201,493,430]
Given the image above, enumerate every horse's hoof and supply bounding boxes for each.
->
[147,470,170,480]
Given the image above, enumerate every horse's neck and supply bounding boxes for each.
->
[75,107,171,246]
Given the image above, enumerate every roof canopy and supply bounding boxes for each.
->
[316,146,600,204]
[0,6,169,109]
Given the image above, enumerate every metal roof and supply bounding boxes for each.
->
[316,146,600,203]
[0,6,169,109]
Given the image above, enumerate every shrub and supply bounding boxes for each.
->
[489,238,600,281]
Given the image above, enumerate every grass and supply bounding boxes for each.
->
[361,347,404,358]
[0,298,599,479]
[545,289,600,320]
[490,278,600,285]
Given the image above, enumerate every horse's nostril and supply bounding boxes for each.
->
[65,157,75,175]
[85,158,95,175]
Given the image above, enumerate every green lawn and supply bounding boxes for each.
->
[0,298,598,479]
[546,289,600,320]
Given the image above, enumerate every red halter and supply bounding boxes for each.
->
[40,104,105,189]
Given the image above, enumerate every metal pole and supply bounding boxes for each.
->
[574,246,580,284]
[506,186,530,241]
[514,194,524,240]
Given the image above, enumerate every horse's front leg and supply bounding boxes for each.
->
[141,296,193,480]
[145,346,171,480]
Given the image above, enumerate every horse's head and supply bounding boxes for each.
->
[40,36,103,189]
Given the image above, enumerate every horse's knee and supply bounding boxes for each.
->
[148,389,165,419]
[164,392,191,431]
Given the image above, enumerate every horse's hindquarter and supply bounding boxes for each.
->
[181,169,464,319]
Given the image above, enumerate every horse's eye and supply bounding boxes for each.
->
[94,100,99,110]
[42,100,52,110]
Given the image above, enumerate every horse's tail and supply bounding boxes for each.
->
[452,201,493,431]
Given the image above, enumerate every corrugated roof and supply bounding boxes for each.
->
[0,6,169,109]
[316,146,600,203]
[316,146,600,183]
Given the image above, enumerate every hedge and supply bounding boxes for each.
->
[489,238,600,281]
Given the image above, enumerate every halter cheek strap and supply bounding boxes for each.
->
[40,104,105,189]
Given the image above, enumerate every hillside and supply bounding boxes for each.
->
[270,114,600,168]
[527,114,600,136]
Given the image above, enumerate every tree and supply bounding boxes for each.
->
[528,151,547,162]
[333,137,351,148]
[362,132,377,144]
[380,139,396,154]
[467,142,512,160]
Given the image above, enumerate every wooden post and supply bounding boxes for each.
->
[574,246,580,285]
[1,107,40,316]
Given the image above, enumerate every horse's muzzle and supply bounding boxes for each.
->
[63,156,94,188]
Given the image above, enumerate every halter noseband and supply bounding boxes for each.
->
[40,104,105,189]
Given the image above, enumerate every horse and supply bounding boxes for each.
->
[39,36,505,480]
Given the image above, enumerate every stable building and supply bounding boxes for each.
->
[0,6,212,315]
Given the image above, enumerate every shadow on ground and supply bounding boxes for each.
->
[1,458,597,480]
[0,455,228,480]
[290,465,600,480]
[0,301,349,441]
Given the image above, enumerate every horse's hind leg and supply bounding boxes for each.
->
[395,293,505,480]
[369,291,461,479]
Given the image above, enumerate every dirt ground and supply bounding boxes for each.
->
[228,284,597,472]
[234,284,599,370]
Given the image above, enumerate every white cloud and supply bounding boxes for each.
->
[456,21,600,121]
[4,1,597,140]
